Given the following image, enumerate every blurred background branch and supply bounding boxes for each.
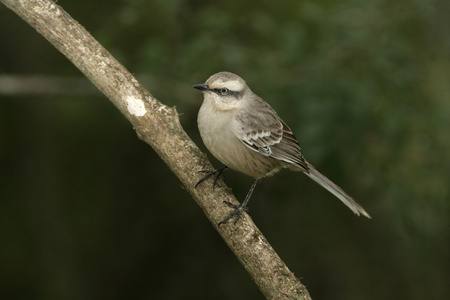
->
[0,74,100,96]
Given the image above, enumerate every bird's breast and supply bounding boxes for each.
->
[197,101,282,178]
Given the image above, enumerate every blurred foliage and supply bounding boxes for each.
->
[0,0,449,299]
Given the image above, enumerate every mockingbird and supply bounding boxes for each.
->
[193,71,370,225]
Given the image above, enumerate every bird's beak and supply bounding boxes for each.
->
[193,84,210,92]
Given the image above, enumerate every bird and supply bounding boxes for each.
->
[193,71,371,225]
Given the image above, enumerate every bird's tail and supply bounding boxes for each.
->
[304,163,371,218]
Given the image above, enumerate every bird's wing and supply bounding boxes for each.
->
[233,99,308,171]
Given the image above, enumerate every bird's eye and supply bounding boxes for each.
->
[219,88,228,95]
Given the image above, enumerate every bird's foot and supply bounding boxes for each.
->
[218,201,249,226]
[195,166,228,188]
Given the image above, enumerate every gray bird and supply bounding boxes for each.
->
[193,71,371,225]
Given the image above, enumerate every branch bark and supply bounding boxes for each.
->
[1,0,312,299]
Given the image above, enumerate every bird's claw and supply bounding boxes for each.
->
[218,201,249,226]
[195,166,228,188]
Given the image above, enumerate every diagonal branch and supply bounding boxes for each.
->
[1,0,312,298]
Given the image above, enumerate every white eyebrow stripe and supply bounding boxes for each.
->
[222,80,244,91]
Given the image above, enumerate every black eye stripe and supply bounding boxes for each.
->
[213,88,242,98]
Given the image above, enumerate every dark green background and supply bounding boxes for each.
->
[1,0,449,299]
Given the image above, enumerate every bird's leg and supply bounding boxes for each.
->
[195,166,228,188]
[218,179,259,226]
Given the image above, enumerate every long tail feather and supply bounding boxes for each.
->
[304,164,371,218]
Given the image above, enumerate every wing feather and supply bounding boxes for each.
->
[233,98,308,172]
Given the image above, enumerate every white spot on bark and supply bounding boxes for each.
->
[127,96,146,117]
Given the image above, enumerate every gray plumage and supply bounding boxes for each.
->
[194,71,370,222]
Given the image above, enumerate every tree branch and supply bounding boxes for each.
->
[1,0,312,298]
